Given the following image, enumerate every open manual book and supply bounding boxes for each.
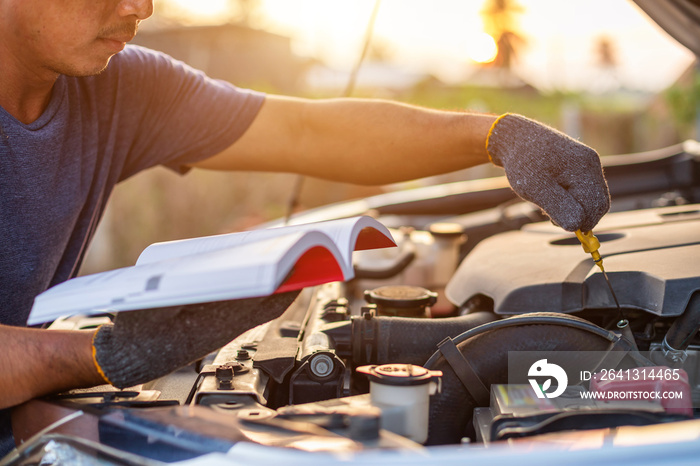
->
[28,216,396,326]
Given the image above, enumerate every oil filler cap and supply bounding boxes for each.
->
[357,364,442,386]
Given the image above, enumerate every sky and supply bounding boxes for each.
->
[161,0,696,92]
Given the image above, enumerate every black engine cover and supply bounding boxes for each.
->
[446,204,700,316]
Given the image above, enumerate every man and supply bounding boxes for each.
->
[0,0,610,454]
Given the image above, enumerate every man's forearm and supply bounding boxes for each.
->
[192,96,610,232]
[0,325,104,409]
[193,96,496,185]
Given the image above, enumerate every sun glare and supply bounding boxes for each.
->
[467,32,498,64]
[168,0,230,18]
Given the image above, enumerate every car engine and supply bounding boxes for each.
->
[7,141,700,464]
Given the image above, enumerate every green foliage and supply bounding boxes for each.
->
[400,84,568,126]
[665,70,700,138]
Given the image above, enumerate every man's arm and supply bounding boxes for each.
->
[0,325,103,410]
[191,96,496,185]
[194,96,610,232]
[1,292,298,409]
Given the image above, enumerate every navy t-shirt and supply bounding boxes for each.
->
[0,45,264,457]
[0,45,265,327]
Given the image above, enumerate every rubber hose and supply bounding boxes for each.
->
[352,312,497,366]
[424,312,639,445]
[664,291,700,351]
[353,250,416,280]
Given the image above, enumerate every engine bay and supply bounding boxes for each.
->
[7,142,700,464]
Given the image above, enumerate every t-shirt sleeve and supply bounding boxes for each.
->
[104,46,265,181]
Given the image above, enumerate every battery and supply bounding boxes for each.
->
[474,384,669,443]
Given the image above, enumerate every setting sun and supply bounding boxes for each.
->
[467,32,498,64]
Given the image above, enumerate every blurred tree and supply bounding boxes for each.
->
[480,0,526,69]
[594,36,617,68]
[591,35,620,92]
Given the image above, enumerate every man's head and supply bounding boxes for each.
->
[0,0,153,78]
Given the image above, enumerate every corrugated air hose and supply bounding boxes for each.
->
[423,312,648,445]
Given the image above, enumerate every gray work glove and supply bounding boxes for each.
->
[92,291,299,388]
[486,113,610,232]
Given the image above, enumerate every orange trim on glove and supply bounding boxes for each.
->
[91,325,114,386]
[485,113,511,164]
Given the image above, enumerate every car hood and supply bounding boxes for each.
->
[633,0,700,57]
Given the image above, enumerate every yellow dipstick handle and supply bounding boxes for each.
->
[575,229,624,315]
[575,229,604,272]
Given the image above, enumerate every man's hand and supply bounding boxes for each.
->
[486,114,610,232]
[92,292,299,388]
[0,292,298,409]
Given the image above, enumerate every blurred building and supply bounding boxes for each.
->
[132,23,309,93]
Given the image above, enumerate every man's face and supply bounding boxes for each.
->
[2,0,153,78]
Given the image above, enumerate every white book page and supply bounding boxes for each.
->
[136,216,392,266]
[28,231,343,325]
